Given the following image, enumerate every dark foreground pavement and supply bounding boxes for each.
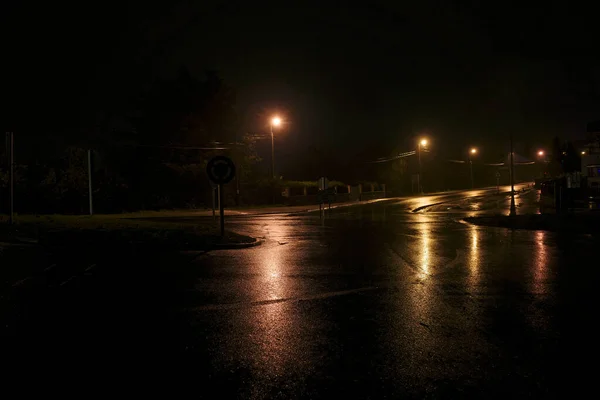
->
[1,187,597,397]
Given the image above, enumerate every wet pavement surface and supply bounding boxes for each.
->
[1,187,597,397]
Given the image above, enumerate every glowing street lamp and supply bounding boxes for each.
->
[270,116,282,179]
[582,151,586,155]
[468,147,478,189]
[417,138,429,193]
[538,150,544,157]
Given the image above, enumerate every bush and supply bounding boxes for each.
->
[284,180,318,189]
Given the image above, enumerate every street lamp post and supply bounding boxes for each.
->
[469,148,477,189]
[509,132,517,216]
[418,138,427,193]
[537,150,546,180]
[270,116,281,179]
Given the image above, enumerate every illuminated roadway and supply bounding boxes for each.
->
[1,185,594,397]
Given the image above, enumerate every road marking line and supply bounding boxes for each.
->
[44,264,57,272]
[12,277,32,287]
[189,286,378,312]
[60,276,77,286]
[84,264,97,273]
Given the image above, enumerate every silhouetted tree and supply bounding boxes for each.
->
[548,136,563,176]
[562,142,581,173]
[129,68,237,146]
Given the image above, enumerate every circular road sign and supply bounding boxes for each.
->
[207,156,236,185]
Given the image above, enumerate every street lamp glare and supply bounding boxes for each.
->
[470,148,477,154]
[417,138,428,193]
[269,116,282,181]
[582,151,586,155]
[538,150,544,156]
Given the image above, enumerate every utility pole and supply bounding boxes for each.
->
[88,149,93,215]
[509,132,517,216]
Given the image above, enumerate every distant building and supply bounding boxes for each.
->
[582,120,600,191]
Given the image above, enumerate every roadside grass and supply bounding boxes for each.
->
[0,214,254,251]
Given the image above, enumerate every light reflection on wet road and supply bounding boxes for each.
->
[178,187,598,397]
[2,186,596,397]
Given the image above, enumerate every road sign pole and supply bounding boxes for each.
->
[206,156,236,238]
[219,184,225,237]
[217,184,221,215]
[212,187,216,221]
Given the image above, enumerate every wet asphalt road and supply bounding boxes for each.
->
[1,187,598,397]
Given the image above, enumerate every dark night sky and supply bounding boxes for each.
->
[2,0,599,162]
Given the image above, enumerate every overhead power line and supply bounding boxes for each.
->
[367,151,540,166]
[120,144,230,150]
[365,150,416,163]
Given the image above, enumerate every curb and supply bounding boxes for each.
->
[237,210,310,216]
[411,202,445,213]
[410,186,533,213]
[0,237,39,246]
[210,237,264,250]
[2,233,264,251]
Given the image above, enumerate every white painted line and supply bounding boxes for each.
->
[189,286,378,312]
[84,264,97,273]
[12,277,32,287]
[44,264,57,272]
[60,276,77,286]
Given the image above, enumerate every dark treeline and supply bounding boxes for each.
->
[1,63,583,214]
[1,68,265,214]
